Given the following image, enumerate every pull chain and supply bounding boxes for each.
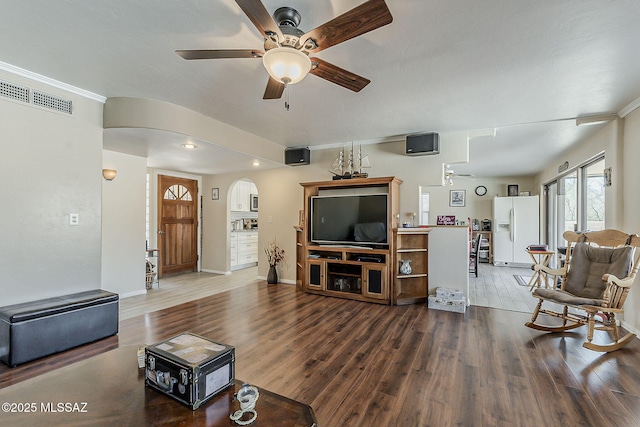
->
[284,83,290,111]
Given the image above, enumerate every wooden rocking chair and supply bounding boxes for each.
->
[525,229,640,352]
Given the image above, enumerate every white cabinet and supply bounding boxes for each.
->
[231,181,255,212]
[230,234,238,265]
[231,231,258,269]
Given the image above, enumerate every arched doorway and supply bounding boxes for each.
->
[229,179,258,271]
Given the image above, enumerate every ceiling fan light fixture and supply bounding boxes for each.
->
[262,47,311,85]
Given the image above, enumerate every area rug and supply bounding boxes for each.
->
[514,275,532,287]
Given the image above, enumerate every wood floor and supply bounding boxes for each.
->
[2,268,640,426]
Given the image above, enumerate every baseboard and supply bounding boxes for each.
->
[257,275,295,285]
[493,262,530,268]
[621,319,640,339]
[201,269,231,275]
[119,289,147,299]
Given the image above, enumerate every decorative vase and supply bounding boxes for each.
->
[399,260,412,275]
[267,265,278,284]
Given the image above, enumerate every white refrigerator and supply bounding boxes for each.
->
[493,196,539,266]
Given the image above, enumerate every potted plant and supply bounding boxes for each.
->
[265,240,285,284]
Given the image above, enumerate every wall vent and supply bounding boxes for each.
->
[32,90,73,114]
[0,80,30,103]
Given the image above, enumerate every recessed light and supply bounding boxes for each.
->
[182,143,198,149]
[252,160,260,166]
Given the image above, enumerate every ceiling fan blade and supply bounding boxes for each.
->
[309,58,370,92]
[263,77,285,99]
[235,0,284,41]
[301,0,392,53]
[176,49,264,60]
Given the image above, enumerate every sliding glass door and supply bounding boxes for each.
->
[560,170,578,235]
[584,159,606,231]
[545,156,605,264]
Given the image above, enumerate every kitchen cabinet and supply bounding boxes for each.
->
[231,231,258,270]
[230,181,257,212]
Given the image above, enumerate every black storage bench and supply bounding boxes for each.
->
[0,289,119,367]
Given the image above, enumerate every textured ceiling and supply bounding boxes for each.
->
[2,0,639,176]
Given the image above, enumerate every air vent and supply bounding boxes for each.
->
[0,80,29,103]
[32,90,73,114]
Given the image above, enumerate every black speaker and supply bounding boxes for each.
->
[285,147,310,166]
[406,132,439,156]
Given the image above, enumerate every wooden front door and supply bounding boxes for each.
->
[158,175,198,276]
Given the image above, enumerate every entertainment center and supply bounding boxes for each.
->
[296,176,429,305]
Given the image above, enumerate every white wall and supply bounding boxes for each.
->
[0,70,104,305]
[202,164,325,279]
[620,109,640,332]
[201,140,538,285]
[101,150,147,297]
[428,226,470,303]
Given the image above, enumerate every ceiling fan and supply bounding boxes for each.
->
[445,165,474,185]
[176,0,393,100]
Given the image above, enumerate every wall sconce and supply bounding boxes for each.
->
[102,169,117,181]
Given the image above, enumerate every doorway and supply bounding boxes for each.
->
[158,175,199,276]
[229,179,259,271]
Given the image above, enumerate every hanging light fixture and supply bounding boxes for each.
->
[262,47,311,85]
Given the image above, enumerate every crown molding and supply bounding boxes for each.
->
[0,61,106,103]
[618,95,640,118]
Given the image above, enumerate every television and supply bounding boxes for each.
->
[310,194,389,246]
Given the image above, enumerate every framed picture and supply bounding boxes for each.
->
[449,190,465,207]
[211,187,219,200]
[508,184,519,196]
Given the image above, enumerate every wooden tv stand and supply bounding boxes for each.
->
[305,245,390,303]
[296,176,427,305]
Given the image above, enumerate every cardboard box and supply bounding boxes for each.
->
[145,332,234,409]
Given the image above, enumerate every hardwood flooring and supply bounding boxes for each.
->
[2,267,640,426]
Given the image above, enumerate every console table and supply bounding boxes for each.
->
[0,346,317,426]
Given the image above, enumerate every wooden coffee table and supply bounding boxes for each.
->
[0,346,317,426]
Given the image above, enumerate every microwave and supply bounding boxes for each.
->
[250,194,258,211]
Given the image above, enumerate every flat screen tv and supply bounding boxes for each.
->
[311,194,388,246]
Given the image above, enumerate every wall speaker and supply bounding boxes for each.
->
[284,147,310,165]
[406,133,439,156]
